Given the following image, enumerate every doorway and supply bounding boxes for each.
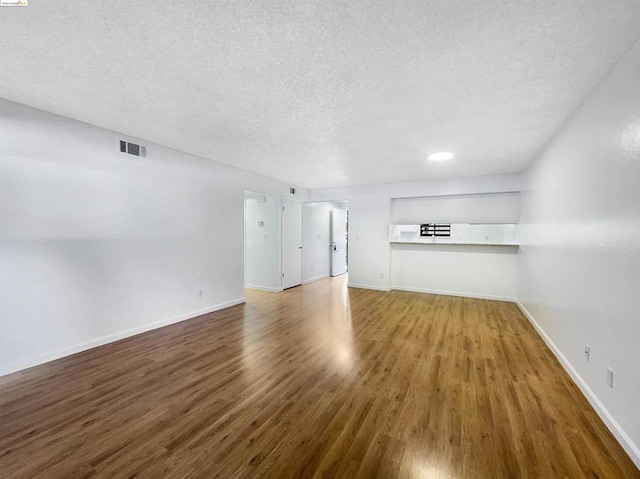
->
[331,208,348,276]
[244,191,282,291]
[301,200,349,283]
[282,197,303,289]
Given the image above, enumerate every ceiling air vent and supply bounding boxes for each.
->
[120,140,147,158]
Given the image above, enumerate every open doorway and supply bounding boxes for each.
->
[331,207,348,276]
[282,197,303,289]
[245,194,348,291]
[244,191,282,292]
[302,201,349,284]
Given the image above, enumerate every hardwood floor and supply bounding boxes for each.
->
[0,275,637,478]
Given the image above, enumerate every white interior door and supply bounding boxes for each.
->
[282,198,302,289]
[331,208,348,276]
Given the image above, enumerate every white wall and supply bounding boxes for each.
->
[244,192,281,291]
[301,201,348,284]
[517,43,640,466]
[0,99,307,375]
[391,192,520,224]
[310,174,521,292]
[391,193,519,300]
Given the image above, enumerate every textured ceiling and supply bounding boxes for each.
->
[1,1,640,188]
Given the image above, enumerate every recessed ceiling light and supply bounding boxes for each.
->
[427,151,454,161]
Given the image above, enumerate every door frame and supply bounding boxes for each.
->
[301,199,350,283]
[281,197,303,289]
[331,208,349,276]
[243,190,283,292]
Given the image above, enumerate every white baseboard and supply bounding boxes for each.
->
[347,282,391,292]
[391,285,515,303]
[302,273,330,284]
[516,301,640,469]
[244,284,283,292]
[0,298,246,377]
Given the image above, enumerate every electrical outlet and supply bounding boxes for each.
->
[584,344,590,361]
[607,367,614,388]
[379,273,384,279]
[198,290,203,298]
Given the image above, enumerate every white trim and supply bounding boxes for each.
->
[0,298,246,377]
[516,301,640,469]
[391,285,515,302]
[302,273,330,285]
[244,284,283,292]
[347,282,391,292]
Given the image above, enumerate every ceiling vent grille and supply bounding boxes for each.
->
[120,140,147,158]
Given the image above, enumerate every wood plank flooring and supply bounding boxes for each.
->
[0,275,638,478]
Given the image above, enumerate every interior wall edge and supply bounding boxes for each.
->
[0,297,246,378]
[389,189,521,201]
[515,300,640,469]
